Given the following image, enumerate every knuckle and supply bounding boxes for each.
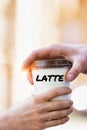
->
[55,111,62,118]
[63,110,69,116]
[59,117,69,125]
[53,102,60,109]
[55,117,69,125]
[35,104,45,113]
[52,90,59,97]
[48,117,69,127]
[34,106,40,113]
[54,120,60,126]
[31,50,39,58]
[33,96,48,113]
[63,108,73,116]
[33,95,40,104]
[57,102,64,109]
[34,101,46,113]
[54,119,65,126]
[56,120,62,125]
[34,104,42,113]
[58,110,67,117]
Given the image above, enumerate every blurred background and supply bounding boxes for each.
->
[0,0,87,129]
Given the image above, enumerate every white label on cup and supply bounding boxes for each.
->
[32,68,70,100]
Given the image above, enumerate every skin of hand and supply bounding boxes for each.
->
[0,87,73,130]
[22,44,87,84]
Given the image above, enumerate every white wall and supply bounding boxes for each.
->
[12,0,42,103]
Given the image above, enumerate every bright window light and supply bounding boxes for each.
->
[12,0,42,104]
[71,86,87,111]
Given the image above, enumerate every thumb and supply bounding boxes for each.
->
[66,61,83,82]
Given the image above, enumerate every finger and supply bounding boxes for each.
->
[42,107,73,122]
[44,116,69,128]
[38,87,72,101]
[39,100,73,112]
[26,69,33,84]
[22,47,52,70]
[66,60,83,81]
[22,44,67,70]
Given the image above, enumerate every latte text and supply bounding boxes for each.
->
[36,75,64,82]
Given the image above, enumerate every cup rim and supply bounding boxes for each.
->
[32,59,72,69]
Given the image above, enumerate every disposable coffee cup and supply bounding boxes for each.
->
[32,59,72,100]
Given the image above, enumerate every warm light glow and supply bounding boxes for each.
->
[62,0,79,10]
[71,86,87,111]
[21,70,27,78]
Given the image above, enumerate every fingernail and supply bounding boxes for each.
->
[67,73,75,81]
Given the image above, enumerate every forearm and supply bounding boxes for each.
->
[0,111,9,130]
[0,112,4,130]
